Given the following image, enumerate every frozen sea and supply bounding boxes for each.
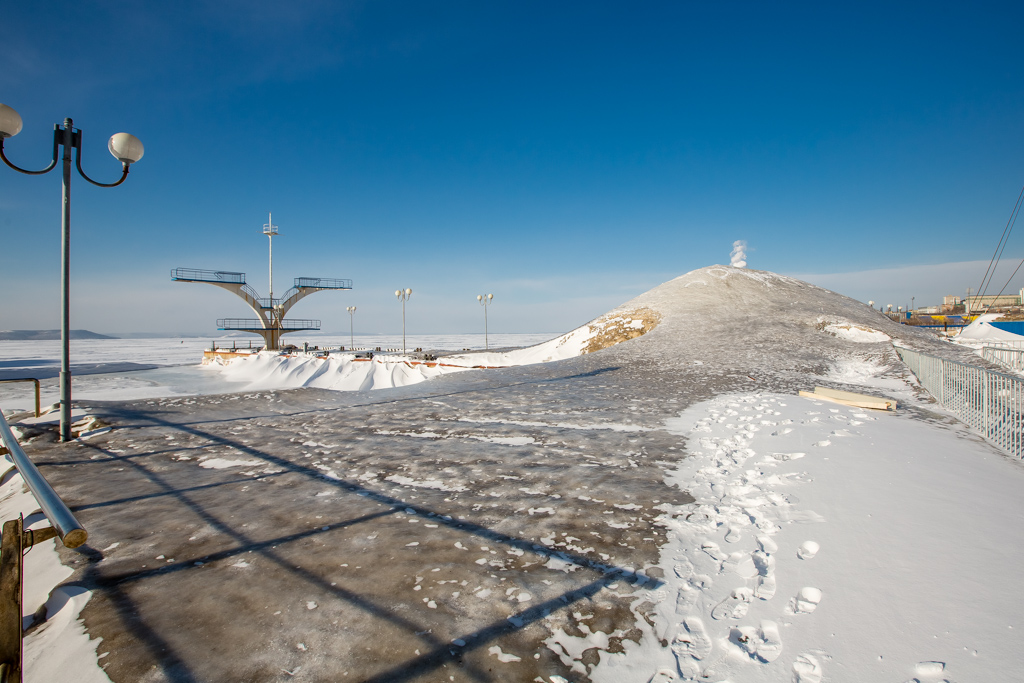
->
[0,333,556,410]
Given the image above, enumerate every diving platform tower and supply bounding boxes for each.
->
[171,214,352,350]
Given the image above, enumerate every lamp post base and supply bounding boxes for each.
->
[59,370,71,442]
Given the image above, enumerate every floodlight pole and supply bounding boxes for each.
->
[263,213,278,320]
[347,306,357,348]
[396,288,412,353]
[477,293,493,349]
[0,105,143,442]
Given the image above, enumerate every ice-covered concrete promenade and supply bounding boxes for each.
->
[9,266,1024,683]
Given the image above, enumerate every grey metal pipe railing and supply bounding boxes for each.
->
[0,412,86,548]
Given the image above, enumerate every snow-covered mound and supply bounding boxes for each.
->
[956,312,1024,341]
[210,265,938,393]
[215,353,458,391]
[213,305,663,391]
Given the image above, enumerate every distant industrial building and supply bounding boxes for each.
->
[964,290,1024,313]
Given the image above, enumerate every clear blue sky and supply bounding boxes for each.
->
[2,1,1023,335]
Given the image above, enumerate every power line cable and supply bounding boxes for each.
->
[972,183,1024,310]
[989,192,1024,300]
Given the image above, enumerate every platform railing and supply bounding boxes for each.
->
[0,382,39,419]
[294,277,353,289]
[0,411,88,681]
[216,318,321,331]
[170,268,246,284]
[896,346,1024,459]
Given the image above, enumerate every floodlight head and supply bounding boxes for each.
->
[0,104,23,138]
[107,132,144,164]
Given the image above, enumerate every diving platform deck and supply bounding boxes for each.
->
[217,318,321,333]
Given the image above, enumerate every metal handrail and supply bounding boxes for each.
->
[216,318,321,331]
[170,267,246,284]
[0,412,87,548]
[0,381,39,418]
[294,277,352,289]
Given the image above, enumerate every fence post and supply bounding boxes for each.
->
[0,517,23,682]
[982,370,989,437]
[940,357,945,405]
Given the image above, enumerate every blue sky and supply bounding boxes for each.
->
[2,1,1023,335]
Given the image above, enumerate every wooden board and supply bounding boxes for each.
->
[798,387,896,411]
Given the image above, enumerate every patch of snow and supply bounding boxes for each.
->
[586,390,1024,683]
[384,475,467,492]
[487,645,522,662]
[823,322,890,343]
[199,458,261,469]
[957,313,1024,341]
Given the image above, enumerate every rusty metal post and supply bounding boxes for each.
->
[0,381,41,418]
[0,517,23,682]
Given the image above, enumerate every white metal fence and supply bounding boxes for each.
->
[896,346,1024,459]
[976,339,1024,350]
[982,346,1024,371]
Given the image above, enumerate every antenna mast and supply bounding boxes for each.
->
[263,212,279,305]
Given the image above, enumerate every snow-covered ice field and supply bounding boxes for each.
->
[2,266,1022,683]
[0,333,555,409]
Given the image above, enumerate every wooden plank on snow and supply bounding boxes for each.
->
[798,387,896,411]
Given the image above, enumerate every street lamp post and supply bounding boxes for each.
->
[395,288,412,353]
[0,104,144,442]
[477,293,493,349]
[346,306,357,349]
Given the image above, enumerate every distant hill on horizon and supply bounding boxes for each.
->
[0,330,117,341]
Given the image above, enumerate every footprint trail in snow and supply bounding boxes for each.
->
[588,393,858,682]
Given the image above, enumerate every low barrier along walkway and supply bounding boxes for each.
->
[896,346,1024,459]
[0,410,88,682]
[981,345,1024,372]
